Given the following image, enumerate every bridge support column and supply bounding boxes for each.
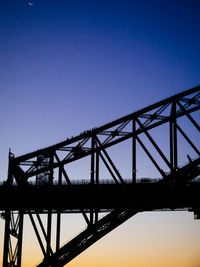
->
[3,210,24,267]
[3,210,10,267]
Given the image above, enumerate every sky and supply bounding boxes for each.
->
[0,0,200,266]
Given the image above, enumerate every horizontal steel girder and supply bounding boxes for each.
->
[1,157,199,211]
[0,182,200,212]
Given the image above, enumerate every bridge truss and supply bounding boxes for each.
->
[1,86,200,266]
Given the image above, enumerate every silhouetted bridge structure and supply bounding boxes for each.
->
[1,86,200,266]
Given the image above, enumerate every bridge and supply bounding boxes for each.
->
[0,86,200,266]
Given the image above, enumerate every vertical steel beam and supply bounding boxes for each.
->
[91,136,95,184]
[132,119,136,183]
[90,136,95,224]
[170,117,174,171]
[173,105,178,170]
[58,165,62,185]
[49,153,54,185]
[90,208,94,225]
[46,209,52,260]
[16,211,24,267]
[3,210,10,267]
[3,154,12,266]
[56,211,61,252]
[95,138,99,222]
[95,139,99,184]
[46,154,53,262]
[95,209,99,224]
[3,151,12,267]
[56,166,62,252]
[170,102,178,171]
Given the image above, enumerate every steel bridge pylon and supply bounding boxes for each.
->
[1,86,200,267]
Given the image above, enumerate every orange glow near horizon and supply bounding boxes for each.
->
[20,248,200,267]
[1,211,198,267]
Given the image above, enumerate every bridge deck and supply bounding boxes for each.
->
[1,181,200,212]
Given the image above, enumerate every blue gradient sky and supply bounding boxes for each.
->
[0,0,200,266]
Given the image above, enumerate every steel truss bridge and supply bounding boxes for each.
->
[0,86,200,267]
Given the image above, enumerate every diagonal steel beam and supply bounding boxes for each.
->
[37,208,139,267]
[177,101,200,132]
[136,118,171,168]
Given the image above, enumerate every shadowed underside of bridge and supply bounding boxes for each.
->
[1,86,200,267]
